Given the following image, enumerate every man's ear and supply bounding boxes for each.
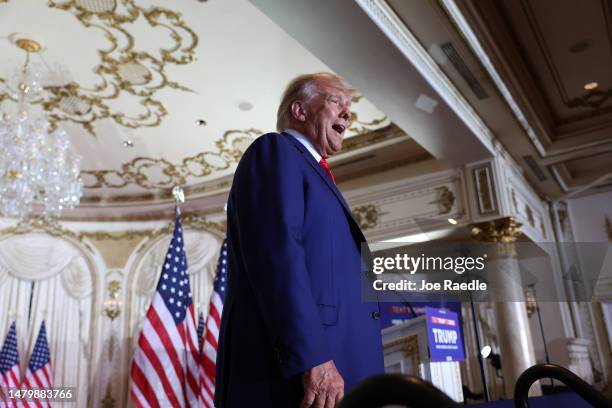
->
[290,101,307,122]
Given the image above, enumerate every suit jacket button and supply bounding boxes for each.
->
[371,311,381,320]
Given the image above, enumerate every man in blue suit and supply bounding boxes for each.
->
[215,73,383,408]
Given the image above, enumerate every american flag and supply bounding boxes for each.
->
[0,322,20,405]
[23,320,53,407]
[199,239,228,407]
[130,209,200,408]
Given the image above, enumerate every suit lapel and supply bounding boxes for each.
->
[283,132,367,243]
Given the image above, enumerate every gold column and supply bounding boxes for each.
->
[471,217,542,397]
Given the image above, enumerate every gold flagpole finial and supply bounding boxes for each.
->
[172,186,185,204]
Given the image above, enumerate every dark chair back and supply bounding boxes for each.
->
[338,374,461,408]
[514,364,612,408]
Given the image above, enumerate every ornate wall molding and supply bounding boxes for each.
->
[346,169,466,241]
[352,204,379,230]
[472,163,498,215]
[432,186,456,215]
[466,156,551,244]
[340,123,402,152]
[0,212,226,242]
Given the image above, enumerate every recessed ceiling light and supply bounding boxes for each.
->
[447,218,457,225]
[238,101,253,111]
[195,119,207,126]
[584,82,598,90]
[123,140,134,147]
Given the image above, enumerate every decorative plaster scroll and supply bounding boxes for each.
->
[431,186,456,214]
[0,0,199,136]
[346,169,465,241]
[81,129,261,189]
[352,204,379,230]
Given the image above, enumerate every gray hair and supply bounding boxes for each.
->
[276,72,353,131]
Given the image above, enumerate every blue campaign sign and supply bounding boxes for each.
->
[425,307,465,362]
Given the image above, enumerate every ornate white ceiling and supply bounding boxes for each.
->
[0,0,390,206]
[455,0,612,196]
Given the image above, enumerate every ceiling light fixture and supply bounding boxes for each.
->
[123,140,134,147]
[0,38,83,219]
[447,218,457,225]
[195,119,207,126]
[238,101,253,111]
[584,82,599,91]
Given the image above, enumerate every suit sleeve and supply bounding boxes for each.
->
[232,134,332,378]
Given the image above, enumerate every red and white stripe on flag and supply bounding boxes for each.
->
[130,211,200,408]
[199,239,228,407]
[22,320,53,408]
[0,322,21,406]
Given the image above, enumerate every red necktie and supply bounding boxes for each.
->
[319,158,336,185]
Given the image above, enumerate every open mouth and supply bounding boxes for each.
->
[332,124,345,134]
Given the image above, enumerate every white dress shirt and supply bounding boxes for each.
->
[284,128,322,163]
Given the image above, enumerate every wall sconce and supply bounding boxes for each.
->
[103,280,121,320]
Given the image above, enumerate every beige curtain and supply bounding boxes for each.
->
[0,233,94,408]
[120,230,221,407]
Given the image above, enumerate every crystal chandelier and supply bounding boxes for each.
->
[0,38,83,219]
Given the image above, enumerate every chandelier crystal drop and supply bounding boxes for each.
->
[0,53,83,219]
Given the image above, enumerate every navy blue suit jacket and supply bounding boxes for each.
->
[215,132,383,407]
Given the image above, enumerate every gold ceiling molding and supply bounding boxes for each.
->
[348,111,389,135]
[82,214,226,241]
[340,123,403,152]
[0,0,198,136]
[81,128,261,189]
[0,216,82,241]
[0,212,225,241]
[80,176,233,204]
[81,125,395,195]
[77,125,399,205]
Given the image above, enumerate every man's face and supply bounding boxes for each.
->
[302,83,351,158]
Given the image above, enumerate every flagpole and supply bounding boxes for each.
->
[171,185,190,393]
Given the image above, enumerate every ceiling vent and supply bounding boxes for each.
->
[440,42,489,100]
[523,155,548,181]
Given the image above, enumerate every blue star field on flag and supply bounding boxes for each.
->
[213,239,228,303]
[158,212,193,324]
[0,322,19,375]
[28,321,50,371]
